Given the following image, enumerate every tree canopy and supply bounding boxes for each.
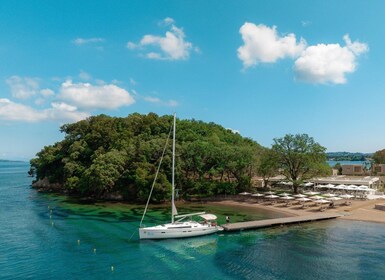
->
[31,113,263,201]
[372,149,385,164]
[271,134,331,193]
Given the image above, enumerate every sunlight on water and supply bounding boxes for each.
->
[1,162,385,279]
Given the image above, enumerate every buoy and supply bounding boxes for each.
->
[50,215,52,219]
[77,240,80,245]
[51,222,54,226]
[93,248,96,253]
[50,209,52,214]
[111,266,114,272]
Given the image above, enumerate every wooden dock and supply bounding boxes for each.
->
[221,213,343,231]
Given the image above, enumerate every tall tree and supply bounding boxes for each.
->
[272,134,330,193]
[372,149,385,164]
[257,149,279,188]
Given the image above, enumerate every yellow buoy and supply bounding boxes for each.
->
[77,240,80,245]
[93,248,96,253]
[111,266,114,272]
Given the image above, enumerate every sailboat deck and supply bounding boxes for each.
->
[221,213,343,231]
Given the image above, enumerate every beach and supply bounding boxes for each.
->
[209,198,385,224]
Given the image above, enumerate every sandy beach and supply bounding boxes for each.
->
[209,198,385,224]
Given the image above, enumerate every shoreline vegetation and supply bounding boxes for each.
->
[30,113,264,201]
[30,112,331,201]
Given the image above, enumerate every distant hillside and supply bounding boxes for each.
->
[327,152,372,161]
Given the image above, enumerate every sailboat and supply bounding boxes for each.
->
[139,113,223,240]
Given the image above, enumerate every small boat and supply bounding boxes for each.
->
[139,113,223,240]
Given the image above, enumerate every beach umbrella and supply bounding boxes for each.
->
[304,191,320,195]
[326,184,336,189]
[251,193,264,197]
[314,199,330,204]
[279,192,291,196]
[264,191,276,195]
[265,194,279,199]
[303,182,314,187]
[296,197,311,202]
[323,193,337,197]
[293,194,307,198]
[280,196,294,200]
[310,195,323,200]
[239,192,251,195]
[347,185,358,189]
[339,194,354,199]
[358,185,368,189]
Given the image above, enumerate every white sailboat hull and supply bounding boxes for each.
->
[139,221,223,240]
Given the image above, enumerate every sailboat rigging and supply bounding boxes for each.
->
[139,113,223,240]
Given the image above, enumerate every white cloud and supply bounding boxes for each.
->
[0,98,45,121]
[343,34,368,55]
[72,37,104,45]
[144,96,178,107]
[144,96,161,103]
[6,76,40,99]
[0,99,88,123]
[127,18,195,60]
[79,71,92,81]
[40,88,55,97]
[294,35,368,84]
[59,80,135,109]
[237,23,306,68]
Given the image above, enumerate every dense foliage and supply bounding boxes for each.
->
[271,134,331,193]
[326,152,372,161]
[372,149,385,164]
[31,113,263,201]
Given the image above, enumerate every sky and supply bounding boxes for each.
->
[0,0,384,160]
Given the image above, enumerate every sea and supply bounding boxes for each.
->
[327,160,370,167]
[1,161,385,280]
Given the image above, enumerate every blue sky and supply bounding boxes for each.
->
[0,0,384,160]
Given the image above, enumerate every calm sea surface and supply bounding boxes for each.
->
[1,162,385,279]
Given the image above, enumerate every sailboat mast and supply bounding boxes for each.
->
[171,113,176,223]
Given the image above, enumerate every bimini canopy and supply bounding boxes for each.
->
[199,214,217,221]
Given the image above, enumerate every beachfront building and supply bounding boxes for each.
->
[311,175,380,189]
[267,174,381,190]
[341,164,366,175]
[372,164,385,175]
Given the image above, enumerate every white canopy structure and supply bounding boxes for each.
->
[199,214,218,221]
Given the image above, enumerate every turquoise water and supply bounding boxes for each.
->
[1,162,385,279]
[327,160,370,167]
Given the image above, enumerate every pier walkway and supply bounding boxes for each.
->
[221,213,343,231]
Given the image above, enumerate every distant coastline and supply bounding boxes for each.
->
[0,159,25,163]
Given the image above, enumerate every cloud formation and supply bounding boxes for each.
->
[294,35,368,84]
[1,73,138,123]
[237,23,306,68]
[127,18,195,60]
[144,96,178,107]
[72,37,104,45]
[238,23,368,84]
[6,76,40,99]
[59,80,135,109]
[0,98,88,123]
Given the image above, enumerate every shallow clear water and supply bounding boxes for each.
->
[1,162,385,279]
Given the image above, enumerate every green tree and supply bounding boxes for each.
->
[372,149,385,164]
[333,163,342,175]
[257,149,279,188]
[272,134,330,193]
